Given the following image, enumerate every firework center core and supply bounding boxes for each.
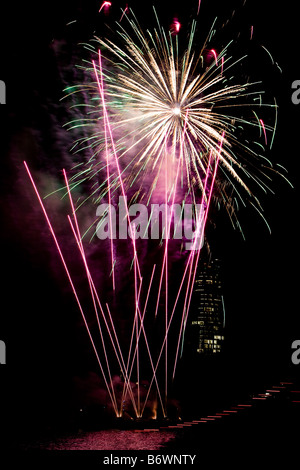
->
[172,105,181,116]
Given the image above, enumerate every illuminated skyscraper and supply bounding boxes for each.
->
[188,258,225,355]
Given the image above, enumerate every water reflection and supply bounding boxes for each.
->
[21,429,177,450]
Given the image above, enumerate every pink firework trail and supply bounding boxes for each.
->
[92,51,142,281]
[93,53,116,290]
[197,0,202,15]
[259,118,268,145]
[171,19,181,35]
[99,1,111,14]
[175,133,224,375]
[140,135,224,409]
[211,49,218,66]
[120,4,128,22]
[24,161,119,415]
[64,170,119,412]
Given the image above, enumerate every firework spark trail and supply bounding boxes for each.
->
[131,264,168,417]
[152,111,189,405]
[160,151,212,349]
[153,111,189,321]
[140,133,223,405]
[179,162,215,336]
[97,51,116,290]
[259,118,268,145]
[120,245,166,417]
[68,218,140,416]
[120,4,128,22]
[174,133,224,379]
[197,0,202,15]
[175,152,213,361]
[143,195,205,403]
[171,19,181,34]
[53,167,141,415]
[135,263,167,416]
[96,52,116,290]
[64,170,119,413]
[168,134,224,335]
[23,161,119,415]
[99,1,111,14]
[164,151,168,408]
[140,145,215,412]
[63,171,116,399]
[120,229,143,403]
[121,296,167,418]
[211,49,218,66]
[105,303,138,416]
[221,56,224,76]
[64,172,147,415]
[67,215,119,413]
[92,52,142,281]
[135,301,167,418]
[183,134,224,328]
[65,169,150,416]
[120,286,141,413]
[133,229,141,416]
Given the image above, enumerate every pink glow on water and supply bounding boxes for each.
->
[20,429,176,450]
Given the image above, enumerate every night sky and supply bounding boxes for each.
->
[0,0,300,448]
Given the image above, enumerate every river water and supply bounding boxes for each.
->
[19,428,178,451]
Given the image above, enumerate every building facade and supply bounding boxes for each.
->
[189,258,225,355]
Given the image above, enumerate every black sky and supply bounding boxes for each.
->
[0,0,299,440]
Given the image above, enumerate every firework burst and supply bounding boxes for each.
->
[62,8,281,235]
